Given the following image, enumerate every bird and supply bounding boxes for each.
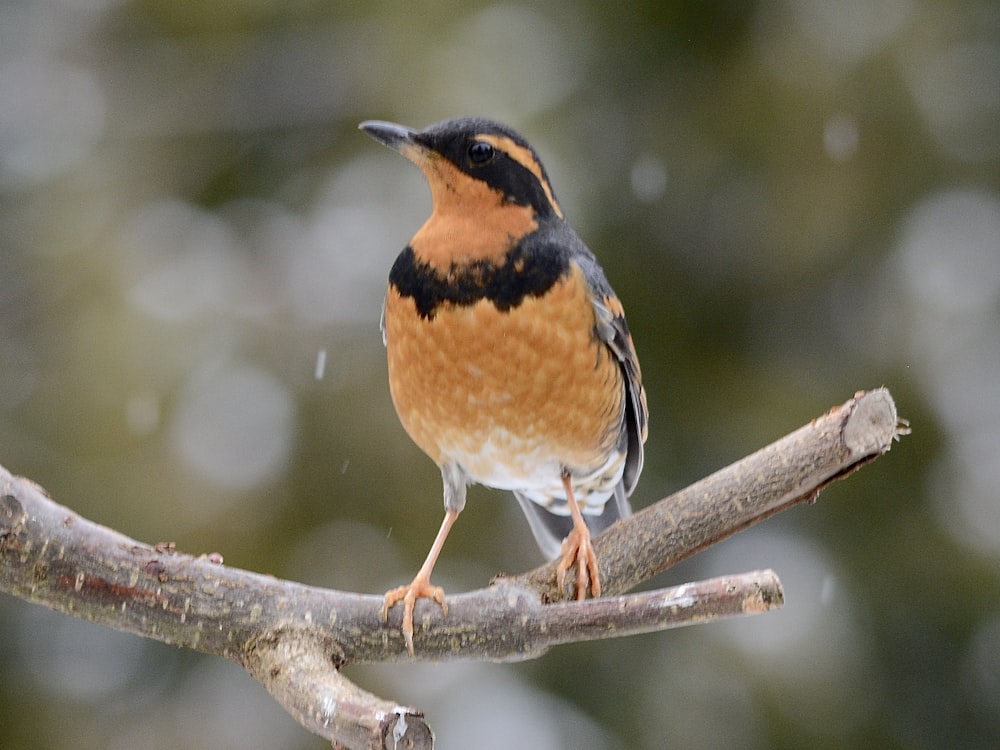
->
[359,117,648,654]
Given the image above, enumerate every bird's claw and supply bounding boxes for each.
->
[556,525,601,600]
[382,578,447,655]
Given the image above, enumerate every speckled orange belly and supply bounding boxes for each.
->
[383,264,625,494]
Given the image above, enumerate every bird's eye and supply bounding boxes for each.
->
[468,140,495,164]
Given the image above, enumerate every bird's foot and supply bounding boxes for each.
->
[381,574,447,655]
[556,524,601,600]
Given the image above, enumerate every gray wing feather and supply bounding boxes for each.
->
[589,288,647,494]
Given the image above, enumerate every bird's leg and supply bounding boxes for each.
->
[555,472,601,600]
[381,508,459,655]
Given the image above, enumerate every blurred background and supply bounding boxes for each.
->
[1,1,998,748]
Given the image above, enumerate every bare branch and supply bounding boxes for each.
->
[518,386,905,599]
[0,388,905,749]
[247,634,433,750]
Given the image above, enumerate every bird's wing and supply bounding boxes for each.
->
[577,253,648,495]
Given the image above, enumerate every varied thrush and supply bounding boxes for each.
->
[360,117,648,654]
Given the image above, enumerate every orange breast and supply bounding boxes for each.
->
[383,263,624,488]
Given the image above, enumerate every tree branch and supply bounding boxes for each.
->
[0,388,906,749]
[519,386,907,599]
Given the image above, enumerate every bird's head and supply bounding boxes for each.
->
[359,117,564,221]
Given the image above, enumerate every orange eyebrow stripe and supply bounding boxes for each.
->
[478,134,563,218]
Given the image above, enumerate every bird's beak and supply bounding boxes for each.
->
[358,120,429,165]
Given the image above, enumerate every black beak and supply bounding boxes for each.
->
[358,120,420,154]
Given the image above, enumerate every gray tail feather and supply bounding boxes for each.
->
[513,483,633,561]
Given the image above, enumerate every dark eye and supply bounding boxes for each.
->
[468,140,495,164]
